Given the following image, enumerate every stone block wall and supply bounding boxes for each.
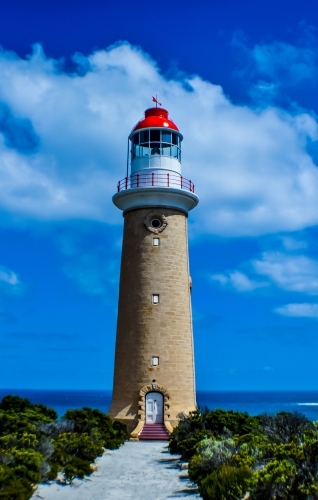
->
[109,206,196,431]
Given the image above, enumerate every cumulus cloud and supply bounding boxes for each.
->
[0,265,24,296]
[253,252,318,294]
[211,271,267,292]
[232,29,318,102]
[280,236,308,251]
[251,41,316,85]
[212,249,318,295]
[0,42,318,236]
[275,303,318,317]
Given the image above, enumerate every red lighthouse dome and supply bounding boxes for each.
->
[132,107,179,132]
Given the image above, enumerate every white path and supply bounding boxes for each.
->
[32,441,201,500]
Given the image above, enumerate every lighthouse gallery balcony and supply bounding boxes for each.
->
[113,172,198,214]
[117,172,195,193]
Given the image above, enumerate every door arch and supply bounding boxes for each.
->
[145,392,164,423]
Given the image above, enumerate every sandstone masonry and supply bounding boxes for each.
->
[109,206,196,432]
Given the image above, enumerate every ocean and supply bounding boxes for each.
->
[1,389,318,421]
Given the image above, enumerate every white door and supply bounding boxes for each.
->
[145,392,163,423]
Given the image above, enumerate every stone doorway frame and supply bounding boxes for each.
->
[130,383,173,440]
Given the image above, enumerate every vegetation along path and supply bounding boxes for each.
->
[33,441,200,500]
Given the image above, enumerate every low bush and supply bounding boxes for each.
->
[0,394,127,498]
[170,409,318,500]
[169,408,260,459]
[63,407,127,449]
[200,464,252,500]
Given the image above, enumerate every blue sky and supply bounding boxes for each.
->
[1,0,318,390]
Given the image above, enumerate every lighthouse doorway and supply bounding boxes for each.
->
[145,392,164,423]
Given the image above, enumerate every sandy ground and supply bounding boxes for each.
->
[32,441,201,500]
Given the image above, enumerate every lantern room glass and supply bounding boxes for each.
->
[131,130,181,162]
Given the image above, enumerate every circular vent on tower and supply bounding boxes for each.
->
[151,219,161,229]
[144,212,168,234]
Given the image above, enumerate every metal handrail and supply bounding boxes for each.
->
[117,173,195,193]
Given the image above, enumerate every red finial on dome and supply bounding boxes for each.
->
[132,103,179,132]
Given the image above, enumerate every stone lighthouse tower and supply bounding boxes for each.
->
[109,104,199,438]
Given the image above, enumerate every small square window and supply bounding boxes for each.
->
[152,294,159,304]
[153,238,160,246]
[152,356,159,366]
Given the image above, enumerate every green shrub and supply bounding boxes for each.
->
[199,464,251,500]
[203,408,260,437]
[260,412,314,444]
[0,395,127,498]
[0,396,58,424]
[170,429,213,458]
[189,438,236,484]
[0,464,33,500]
[251,459,297,499]
[54,432,104,462]
[170,409,318,499]
[62,457,93,484]
[63,408,127,448]
[0,396,32,413]
[169,408,260,459]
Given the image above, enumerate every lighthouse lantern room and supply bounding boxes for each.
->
[109,104,199,439]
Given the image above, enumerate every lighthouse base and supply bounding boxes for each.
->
[110,383,196,437]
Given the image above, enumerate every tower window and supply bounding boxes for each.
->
[153,238,160,246]
[152,356,159,366]
[152,294,159,304]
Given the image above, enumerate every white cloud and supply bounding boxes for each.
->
[0,265,24,296]
[232,31,318,101]
[275,303,318,318]
[211,270,267,292]
[251,41,316,85]
[212,250,318,295]
[0,43,317,236]
[253,252,318,295]
[0,267,19,286]
[280,236,308,251]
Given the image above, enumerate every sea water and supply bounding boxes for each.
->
[1,389,318,420]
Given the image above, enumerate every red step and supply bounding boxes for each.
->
[139,423,170,441]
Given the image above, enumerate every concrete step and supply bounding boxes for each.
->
[139,423,170,441]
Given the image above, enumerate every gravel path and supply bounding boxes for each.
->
[32,441,200,500]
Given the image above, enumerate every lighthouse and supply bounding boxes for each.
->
[109,103,199,439]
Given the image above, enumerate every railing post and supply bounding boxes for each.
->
[192,184,194,193]
[137,174,139,187]
[125,177,128,190]
[167,173,170,187]
[152,172,154,186]
[117,181,120,192]
[181,176,183,189]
